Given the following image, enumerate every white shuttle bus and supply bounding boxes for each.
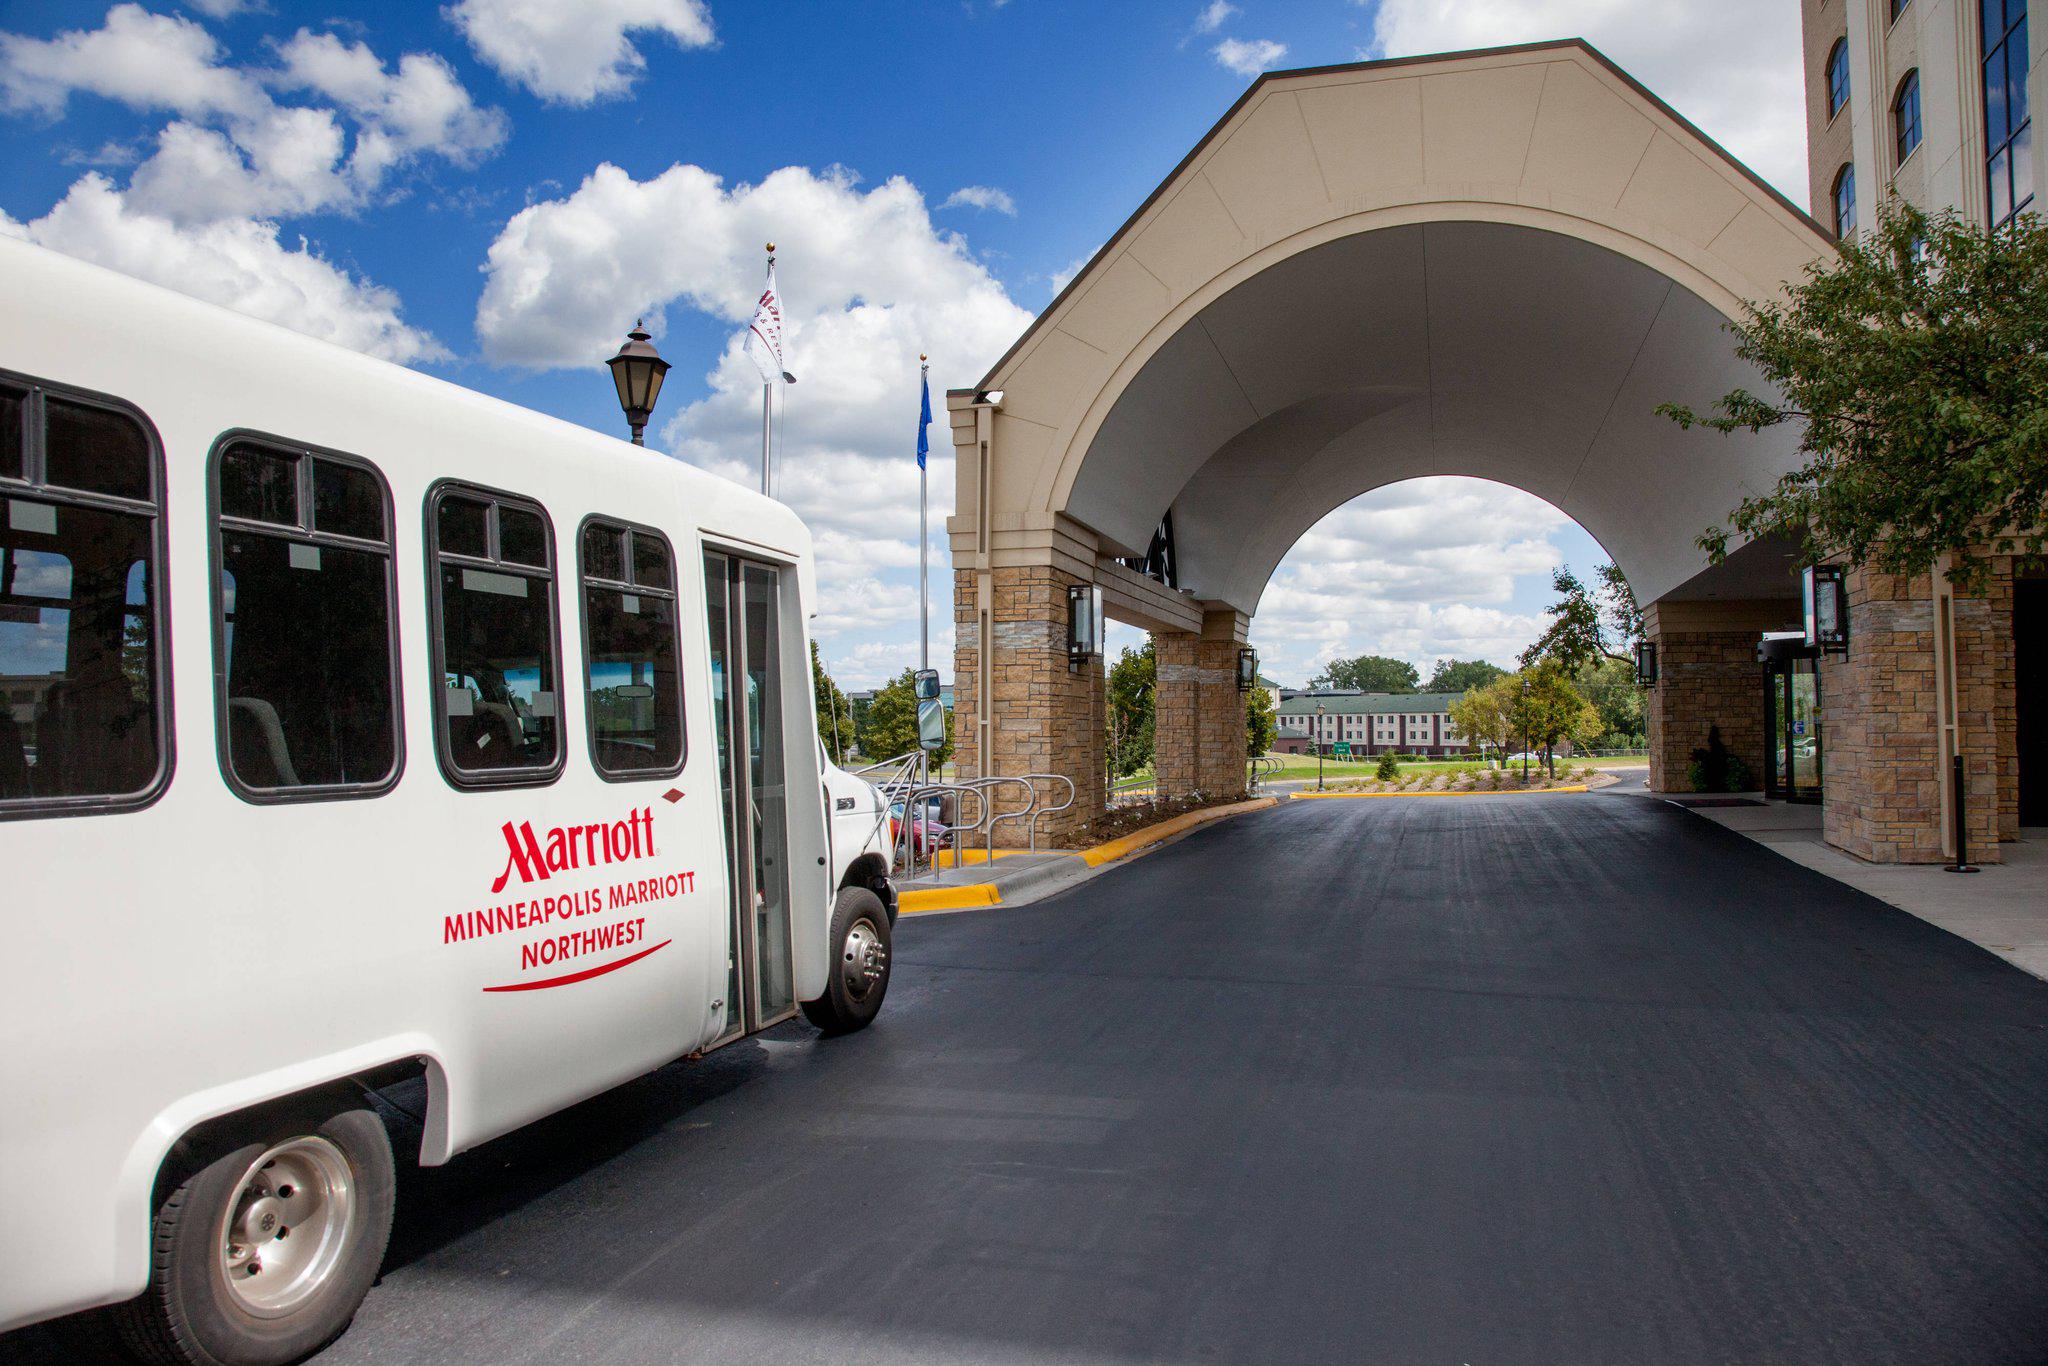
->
[0,236,899,1364]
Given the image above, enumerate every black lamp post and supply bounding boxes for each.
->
[1316,703,1326,792]
[607,319,670,446]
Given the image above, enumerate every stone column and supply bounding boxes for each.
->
[1820,562,2010,863]
[1642,598,1793,793]
[951,564,1104,847]
[1154,611,1248,801]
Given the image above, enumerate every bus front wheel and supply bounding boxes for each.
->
[803,886,892,1035]
[114,1097,395,1365]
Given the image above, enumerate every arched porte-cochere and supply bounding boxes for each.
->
[951,41,2006,861]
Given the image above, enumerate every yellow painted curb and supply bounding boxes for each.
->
[898,797,1279,913]
[932,848,1033,869]
[1294,784,1590,799]
[898,883,1002,914]
[1077,796,1280,867]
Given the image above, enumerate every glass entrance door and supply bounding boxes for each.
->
[1763,655,1823,803]
[703,551,797,1045]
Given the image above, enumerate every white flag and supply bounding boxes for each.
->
[744,262,786,383]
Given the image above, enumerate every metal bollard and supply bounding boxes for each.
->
[1948,751,1980,874]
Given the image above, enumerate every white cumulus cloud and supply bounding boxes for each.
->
[1249,478,1575,683]
[270,29,508,173]
[1193,2,1239,35]
[444,0,714,105]
[1,6,507,224]
[1213,37,1287,77]
[476,161,1032,660]
[1367,0,1807,201]
[0,3,266,120]
[1,173,444,363]
[940,185,1018,216]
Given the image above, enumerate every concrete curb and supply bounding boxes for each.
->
[1075,796,1280,866]
[898,796,1280,915]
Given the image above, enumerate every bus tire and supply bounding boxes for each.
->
[802,886,891,1036]
[113,1099,395,1366]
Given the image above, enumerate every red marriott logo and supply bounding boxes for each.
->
[493,808,658,893]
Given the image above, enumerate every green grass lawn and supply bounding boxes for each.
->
[1252,756,1501,782]
[1113,754,1637,789]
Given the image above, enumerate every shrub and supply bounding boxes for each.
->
[1686,725,1757,792]
[1375,752,1400,781]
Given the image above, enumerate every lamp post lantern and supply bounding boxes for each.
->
[607,319,670,446]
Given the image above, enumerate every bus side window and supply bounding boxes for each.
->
[426,483,563,788]
[579,518,685,780]
[0,375,168,815]
[212,437,401,800]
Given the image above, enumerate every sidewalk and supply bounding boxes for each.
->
[1683,800,2048,981]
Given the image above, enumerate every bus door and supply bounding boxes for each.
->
[703,551,798,1046]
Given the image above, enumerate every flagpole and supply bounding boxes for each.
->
[760,244,774,496]
[919,355,929,674]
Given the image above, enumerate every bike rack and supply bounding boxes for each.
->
[1022,773,1074,848]
[1246,755,1282,794]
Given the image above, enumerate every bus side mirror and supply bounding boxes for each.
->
[913,668,941,702]
[917,698,946,752]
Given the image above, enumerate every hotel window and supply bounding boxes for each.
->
[1826,39,1851,118]
[1984,0,2033,229]
[1895,71,1923,164]
[1832,163,1858,235]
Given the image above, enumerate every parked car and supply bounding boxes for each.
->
[889,798,949,857]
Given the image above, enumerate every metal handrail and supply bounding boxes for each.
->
[960,776,1038,859]
[868,766,1092,875]
[1022,773,1074,848]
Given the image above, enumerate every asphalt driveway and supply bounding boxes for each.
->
[10,790,2047,1362]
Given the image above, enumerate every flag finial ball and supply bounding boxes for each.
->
[765,242,775,253]
[919,353,927,361]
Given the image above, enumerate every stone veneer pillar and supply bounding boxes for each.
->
[1819,561,2012,864]
[951,564,1105,847]
[1154,621,1248,800]
[1642,598,1793,794]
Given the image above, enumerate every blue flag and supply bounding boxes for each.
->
[916,367,932,470]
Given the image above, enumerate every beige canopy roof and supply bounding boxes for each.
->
[954,40,1833,615]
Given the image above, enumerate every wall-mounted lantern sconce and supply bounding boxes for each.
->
[1237,647,1258,693]
[1066,584,1103,673]
[1802,564,1848,654]
[1633,639,1658,687]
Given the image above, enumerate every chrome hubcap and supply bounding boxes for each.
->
[840,918,887,1002]
[217,1136,355,1317]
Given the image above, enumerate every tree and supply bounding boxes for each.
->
[1310,654,1419,692]
[811,642,854,764]
[1660,200,2048,592]
[1106,642,1156,779]
[1449,675,1518,761]
[1425,658,1509,693]
[1520,564,1641,672]
[855,668,953,766]
[1576,656,1644,748]
[1507,659,1605,777]
[1244,683,1277,757]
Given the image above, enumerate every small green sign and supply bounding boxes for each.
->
[1332,742,1352,758]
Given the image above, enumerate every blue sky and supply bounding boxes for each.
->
[0,0,1805,688]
